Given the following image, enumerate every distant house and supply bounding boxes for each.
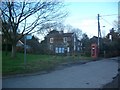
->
[16,36,32,53]
[16,39,32,53]
[2,34,32,53]
[45,30,81,55]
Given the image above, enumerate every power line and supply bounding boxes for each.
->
[100,14,117,27]
[100,17,114,27]
[100,14,118,17]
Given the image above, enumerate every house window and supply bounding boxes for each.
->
[63,37,67,43]
[77,47,80,51]
[50,38,54,43]
[61,48,64,53]
[49,45,53,50]
[55,47,65,53]
[67,37,71,41]
[55,47,59,53]
[67,47,70,53]
[59,48,62,53]
[78,42,80,45]
[74,36,76,42]
[74,45,76,51]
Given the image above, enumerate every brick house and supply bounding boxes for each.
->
[46,30,81,55]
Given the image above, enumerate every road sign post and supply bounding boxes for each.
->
[24,34,32,69]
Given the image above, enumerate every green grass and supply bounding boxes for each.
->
[0,51,2,74]
[2,52,92,76]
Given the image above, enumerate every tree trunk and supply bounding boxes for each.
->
[11,43,16,58]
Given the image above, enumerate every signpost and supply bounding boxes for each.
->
[24,34,32,69]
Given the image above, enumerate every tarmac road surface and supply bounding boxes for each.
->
[2,59,118,88]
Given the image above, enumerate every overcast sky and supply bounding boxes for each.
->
[64,1,118,38]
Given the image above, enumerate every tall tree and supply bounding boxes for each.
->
[36,22,65,40]
[1,0,67,58]
[105,28,120,57]
[81,33,90,56]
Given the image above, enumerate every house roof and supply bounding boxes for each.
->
[63,33,74,37]
[16,40,24,46]
[47,30,74,38]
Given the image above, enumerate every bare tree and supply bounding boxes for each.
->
[65,24,82,40]
[1,0,67,58]
[113,15,120,33]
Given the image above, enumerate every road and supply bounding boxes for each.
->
[102,57,120,88]
[2,59,118,88]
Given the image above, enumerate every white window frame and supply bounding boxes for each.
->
[63,37,67,43]
[67,47,70,53]
[50,38,54,43]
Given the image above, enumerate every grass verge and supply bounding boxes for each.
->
[2,52,92,76]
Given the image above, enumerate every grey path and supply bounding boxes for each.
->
[2,59,118,88]
[102,58,120,88]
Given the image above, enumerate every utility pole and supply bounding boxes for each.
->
[97,14,101,56]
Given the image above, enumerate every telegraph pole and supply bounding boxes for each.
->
[97,14,101,56]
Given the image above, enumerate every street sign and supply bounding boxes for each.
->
[26,35,32,40]
[24,34,32,69]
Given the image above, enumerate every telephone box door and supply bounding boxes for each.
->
[91,44,98,58]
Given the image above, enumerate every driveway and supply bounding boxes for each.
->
[2,58,118,88]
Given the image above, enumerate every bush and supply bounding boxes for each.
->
[2,44,12,51]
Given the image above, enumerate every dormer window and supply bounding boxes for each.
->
[50,38,54,43]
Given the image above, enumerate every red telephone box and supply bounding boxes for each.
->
[91,44,98,58]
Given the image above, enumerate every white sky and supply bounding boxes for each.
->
[64,0,119,2]
[64,1,118,38]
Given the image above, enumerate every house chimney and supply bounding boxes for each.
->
[59,30,63,34]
